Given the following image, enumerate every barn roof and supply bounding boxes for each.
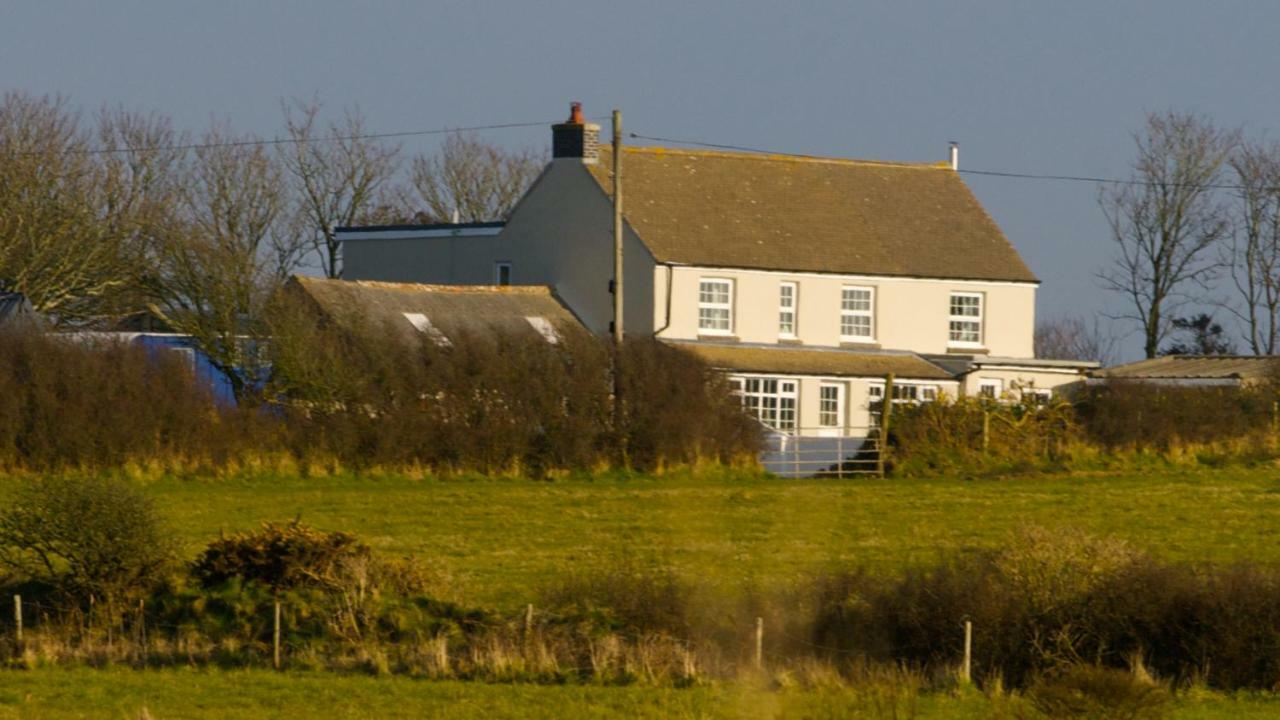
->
[286,276,582,345]
[1094,355,1280,382]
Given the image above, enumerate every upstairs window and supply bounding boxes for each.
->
[494,262,512,286]
[840,286,874,341]
[698,278,734,334]
[949,292,983,346]
[778,282,797,338]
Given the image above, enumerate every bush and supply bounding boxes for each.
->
[807,528,1280,690]
[1076,382,1280,451]
[1027,665,1170,720]
[0,326,240,471]
[0,475,174,608]
[266,315,761,474]
[193,520,368,592]
[0,322,759,475]
[539,553,694,637]
[887,396,1080,476]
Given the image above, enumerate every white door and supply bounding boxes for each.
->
[817,382,845,437]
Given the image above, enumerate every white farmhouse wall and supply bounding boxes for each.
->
[656,266,1037,357]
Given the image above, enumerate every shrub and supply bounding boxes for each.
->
[1076,382,1280,451]
[539,553,694,636]
[0,475,174,608]
[887,397,1080,476]
[192,520,368,592]
[0,326,237,471]
[1026,665,1170,720]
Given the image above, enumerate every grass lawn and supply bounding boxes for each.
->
[1,668,1279,719]
[140,465,1280,609]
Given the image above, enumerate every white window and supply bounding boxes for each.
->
[495,262,512,286]
[818,383,845,428]
[840,286,875,341]
[949,292,983,346]
[1025,388,1053,406]
[402,312,451,346]
[524,316,560,345]
[698,278,734,334]
[869,382,940,406]
[778,282,797,338]
[978,378,1003,400]
[733,376,798,431]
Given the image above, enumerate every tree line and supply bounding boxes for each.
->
[1040,109,1280,362]
[0,92,543,394]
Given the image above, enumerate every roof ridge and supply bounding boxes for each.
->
[295,276,553,295]
[610,145,948,171]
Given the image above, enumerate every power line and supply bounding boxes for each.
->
[628,131,1264,192]
[15,117,609,158]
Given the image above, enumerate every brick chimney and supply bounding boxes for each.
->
[552,102,600,164]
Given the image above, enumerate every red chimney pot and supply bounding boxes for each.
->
[568,102,584,124]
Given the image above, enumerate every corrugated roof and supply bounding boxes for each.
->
[670,341,955,380]
[287,276,582,344]
[586,147,1038,283]
[1095,355,1280,381]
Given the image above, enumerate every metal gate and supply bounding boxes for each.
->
[761,426,884,478]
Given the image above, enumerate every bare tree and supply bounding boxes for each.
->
[280,99,401,278]
[410,132,544,223]
[0,94,137,321]
[94,105,188,317]
[1098,111,1237,358]
[1224,140,1280,355]
[1035,315,1119,366]
[148,124,299,399]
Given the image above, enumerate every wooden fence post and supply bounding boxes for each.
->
[13,595,21,646]
[754,616,764,670]
[982,409,990,453]
[877,374,896,477]
[524,603,534,640]
[273,600,282,670]
[962,619,972,684]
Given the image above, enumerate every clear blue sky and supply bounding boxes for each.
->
[3,1,1277,359]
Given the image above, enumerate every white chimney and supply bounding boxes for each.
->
[948,141,959,171]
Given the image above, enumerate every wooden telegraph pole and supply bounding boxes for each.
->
[612,109,624,344]
[611,109,627,465]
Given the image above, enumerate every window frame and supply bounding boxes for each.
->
[818,382,845,428]
[840,285,876,342]
[698,278,735,335]
[778,281,798,339]
[948,291,984,347]
[730,375,798,432]
[978,378,1003,400]
[494,261,512,286]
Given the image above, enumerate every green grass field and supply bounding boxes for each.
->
[145,466,1280,609]
[9,465,1280,718]
[2,667,1279,719]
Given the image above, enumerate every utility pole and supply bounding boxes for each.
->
[612,109,624,344]
[611,109,627,467]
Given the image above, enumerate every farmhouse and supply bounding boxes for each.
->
[337,103,1095,442]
